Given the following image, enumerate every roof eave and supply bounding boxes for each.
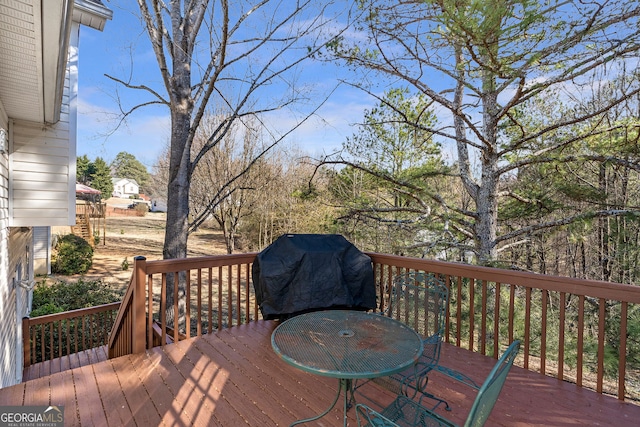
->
[73,0,114,31]
[42,0,74,124]
[43,0,113,124]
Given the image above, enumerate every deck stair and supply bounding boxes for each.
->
[22,345,107,381]
[71,212,93,246]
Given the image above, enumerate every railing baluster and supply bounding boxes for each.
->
[245,263,251,323]
[196,269,202,336]
[57,320,62,358]
[494,282,500,359]
[619,301,627,400]
[173,271,179,343]
[468,278,475,352]
[597,298,606,393]
[251,263,258,322]
[235,264,241,325]
[34,327,39,364]
[559,292,566,381]
[227,265,233,327]
[161,273,167,346]
[147,273,153,349]
[541,290,548,375]
[524,287,531,370]
[217,266,223,330]
[207,267,213,334]
[185,269,191,340]
[456,276,462,347]
[481,280,487,355]
[444,275,451,343]
[508,284,515,345]
[577,294,585,387]
[49,323,54,362]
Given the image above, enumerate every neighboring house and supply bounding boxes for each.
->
[0,0,112,388]
[112,177,140,198]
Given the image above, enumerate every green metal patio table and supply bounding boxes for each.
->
[271,309,423,426]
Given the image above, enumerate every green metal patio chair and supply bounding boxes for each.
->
[355,340,521,427]
[367,272,450,410]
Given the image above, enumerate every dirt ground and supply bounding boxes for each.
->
[50,211,229,293]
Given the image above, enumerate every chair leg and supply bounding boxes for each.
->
[419,391,451,412]
[404,374,451,412]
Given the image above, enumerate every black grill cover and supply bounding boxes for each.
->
[252,234,376,320]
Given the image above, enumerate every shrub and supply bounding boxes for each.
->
[52,234,94,275]
[30,279,121,317]
[133,203,148,216]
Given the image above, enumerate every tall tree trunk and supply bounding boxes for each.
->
[162,20,195,326]
[163,114,191,328]
[475,63,500,265]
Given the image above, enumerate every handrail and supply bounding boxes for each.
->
[105,250,640,402]
[108,253,258,359]
[366,253,640,303]
[23,302,120,368]
[107,276,134,358]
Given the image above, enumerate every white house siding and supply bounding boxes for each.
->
[0,2,110,390]
[0,16,80,390]
[112,178,140,198]
[9,25,78,228]
[32,226,50,275]
[0,105,32,386]
[0,111,13,387]
[4,228,32,387]
[9,119,72,226]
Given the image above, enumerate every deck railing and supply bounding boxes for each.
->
[369,254,640,402]
[105,252,640,402]
[107,253,257,358]
[22,302,120,367]
[75,201,106,218]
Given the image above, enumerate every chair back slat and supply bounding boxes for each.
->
[464,340,521,427]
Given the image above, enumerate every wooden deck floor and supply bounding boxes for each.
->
[4,320,640,426]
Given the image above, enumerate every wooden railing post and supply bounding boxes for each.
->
[132,256,147,353]
[22,317,30,368]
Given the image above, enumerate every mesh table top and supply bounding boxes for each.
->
[271,310,423,379]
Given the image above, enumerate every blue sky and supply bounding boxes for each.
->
[76,1,381,170]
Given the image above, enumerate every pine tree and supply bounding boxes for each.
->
[90,157,114,198]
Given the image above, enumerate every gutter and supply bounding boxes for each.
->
[48,0,74,124]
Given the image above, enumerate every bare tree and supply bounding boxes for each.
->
[106,1,354,327]
[188,112,267,254]
[107,1,353,261]
[331,0,640,265]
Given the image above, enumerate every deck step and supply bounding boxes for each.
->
[22,345,108,381]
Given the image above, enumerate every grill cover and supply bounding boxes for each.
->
[252,234,376,320]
